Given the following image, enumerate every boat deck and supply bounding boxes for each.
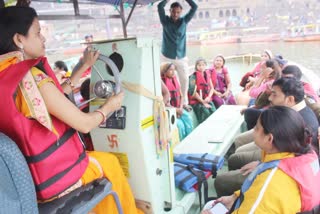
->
[171,105,247,213]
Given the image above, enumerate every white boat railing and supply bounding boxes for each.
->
[187,53,260,75]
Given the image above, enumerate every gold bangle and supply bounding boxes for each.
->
[94,109,106,124]
[65,77,75,89]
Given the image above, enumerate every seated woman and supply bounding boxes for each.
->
[0,7,142,214]
[188,58,216,123]
[248,59,281,106]
[237,50,273,106]
[210,55,236,108]
[160,62,193,141]
[203,106,320,214]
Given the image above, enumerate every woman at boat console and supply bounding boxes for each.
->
[0,6,142,214]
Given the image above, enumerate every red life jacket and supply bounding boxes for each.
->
[239,62,262,87]
[278,152,320,211]
[189,70,211,105]
[162,75,181,107]
[0,57,88,200]
[303,82,320,103]
[250,62,262,77]
[210,67,228,87]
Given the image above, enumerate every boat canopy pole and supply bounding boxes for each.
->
[125,0,138,27]
[36,0,138,38]
[118,0,138,38]
[119,1,127,38]
[2,0,141,38]
[72,0,80,16]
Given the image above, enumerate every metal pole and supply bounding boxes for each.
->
[119,0,127,38]
[125,0,138,27]
[72,0,80,16]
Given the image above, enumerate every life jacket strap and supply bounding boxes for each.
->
[25,128,76,163]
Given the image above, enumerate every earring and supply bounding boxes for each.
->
[19,44,25,59]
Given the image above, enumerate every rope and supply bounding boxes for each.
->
[122,81,170,155]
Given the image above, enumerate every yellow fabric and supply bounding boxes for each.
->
[0,52,21,72]
[82,151,143,214]
[232,152,301,214]
[15,67,54,117]
[122,81,170,155]
[15,67,58,135]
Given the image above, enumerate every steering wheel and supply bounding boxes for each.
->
[93,54,121,98]
[77,53,121,120]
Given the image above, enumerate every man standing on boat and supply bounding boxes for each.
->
[158,0,198,109]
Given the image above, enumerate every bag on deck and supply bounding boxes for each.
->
[174,163,209,193]
[174,163,216,208]
[174,153,224,177]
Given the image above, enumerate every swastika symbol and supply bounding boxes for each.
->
[107,134,118,149]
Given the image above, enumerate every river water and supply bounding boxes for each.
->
[186,41,320,77]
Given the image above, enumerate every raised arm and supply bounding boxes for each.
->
[184,0,198,23]
[157,0,168,25]
[249,67,273,98]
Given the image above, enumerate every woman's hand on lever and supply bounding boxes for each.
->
[100,91,125,115]
[81,47,100,69]
[62,49,100,94]
[72,47,100,78]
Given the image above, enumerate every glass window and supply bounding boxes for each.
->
[199,12,203,19]
[226,10,230,17]
[205,11,210,18]
[232,9,237,16]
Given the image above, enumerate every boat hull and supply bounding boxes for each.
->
[200,37,240,45]
[284,34,320,42]
[241,34,281,43]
